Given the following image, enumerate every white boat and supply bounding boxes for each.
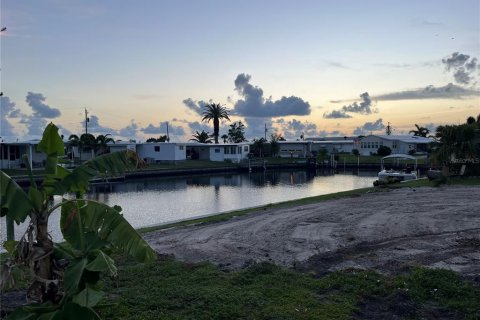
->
[378,154,418,181]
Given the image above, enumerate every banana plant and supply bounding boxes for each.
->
[0,123,156,320]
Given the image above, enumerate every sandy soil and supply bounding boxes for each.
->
[144,185,480,277]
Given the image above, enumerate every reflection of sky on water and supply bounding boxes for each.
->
[1,170,376,244]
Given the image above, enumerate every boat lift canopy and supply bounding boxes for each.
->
[381,154,418,170]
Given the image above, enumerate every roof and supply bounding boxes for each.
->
[367,135,432,144]
[382,154,418,161]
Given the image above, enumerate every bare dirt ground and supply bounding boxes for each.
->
[144,185,480,277]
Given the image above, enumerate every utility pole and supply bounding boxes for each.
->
[84,108,89,135]
[264,123,267,140]
[385,122,392,135]
[166,122,170,142]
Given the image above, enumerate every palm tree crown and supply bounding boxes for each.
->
[190,130,213,144]
[201,103,230,144]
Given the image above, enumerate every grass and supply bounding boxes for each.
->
[95,256,480,320]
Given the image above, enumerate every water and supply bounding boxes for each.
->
[1,169,376,244]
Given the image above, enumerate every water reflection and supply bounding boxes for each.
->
[1,169,376,245]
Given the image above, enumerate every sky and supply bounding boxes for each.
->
[1,0,479,142]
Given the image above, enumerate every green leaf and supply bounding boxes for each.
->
[37,123,64,157]
[72,287,105,308]
[62,200,155,263]
[86,251,117,276]
[4,307,36,320]
[64,258,87,296]
[62,302,101,320]
[60,200,85,251]
[0,170,32,224]
[3,240,18,255]
[37,311,61,320]
[28,187,45,213]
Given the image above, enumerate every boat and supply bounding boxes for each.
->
[378,154,418,181]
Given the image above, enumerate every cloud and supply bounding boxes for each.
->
[341,92,376,114]
[182,98,210,116]
[26,92,61,118]
[19,92,62,137]
[375,83,480,101]
[353,118,385,135]
[187,121,212,134]
[323,60,350,69]
[141,122,185,137]
[118,120,138,138]
[233,73,311,117]
[0,96,21,136]
[86,115,118,135]
[323,92,376,119]
[323,110,352,119]
[442,52,479,85]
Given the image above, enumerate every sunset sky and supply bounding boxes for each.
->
[1,0,479,142]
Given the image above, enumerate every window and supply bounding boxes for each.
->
[214,148,221,153]
[244,146,249,152]
[154,146,160,152]
[178,145,184,150]
[238,147,242,154]
[230,146,236,154]
[224,147,230,154]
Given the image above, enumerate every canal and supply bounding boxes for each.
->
[1,169,377,244]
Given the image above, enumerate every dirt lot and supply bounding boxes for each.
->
[144,185,480,277]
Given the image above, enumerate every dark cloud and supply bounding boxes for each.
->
[323,92,376,119]
[353,118,385,135]
[442,52,479,85]
[375,83,480,101]
[182,98,210,116]
[187,121,212,134]
[26,92,61,118]
[141,122,185,136]
[233,74,311,117]
[341,92,376,114]
[243,117,273,139]
[323,110,352,119]
[0,96,21,136]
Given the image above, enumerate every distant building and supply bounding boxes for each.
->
[277,141,312,158]
[136,142,186,164]
[359,135,432,156]
[186,143,250,163]
[0,140,46,169]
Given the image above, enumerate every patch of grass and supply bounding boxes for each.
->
[96,257,480,320]
[395,268,480,318]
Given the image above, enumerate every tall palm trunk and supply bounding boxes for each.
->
[213,118,219,144]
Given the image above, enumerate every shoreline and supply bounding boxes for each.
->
[144,183,480,277]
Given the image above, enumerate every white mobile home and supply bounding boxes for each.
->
[186,143,250,163]
[311,140,355,154]
[359,135,432,156]
[277,141,312,158]
[0,140,46,169]
[136,143,186,163]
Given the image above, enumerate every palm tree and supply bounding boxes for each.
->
[221,134,228,143]
[67,134,81,160]
[409,124,430,137]
[80,133,96,159]
[201,103,230,144]
[95,133,115,155]
[190,130,213,143]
